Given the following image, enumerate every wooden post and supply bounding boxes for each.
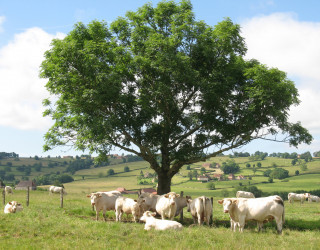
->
[210,197,213,225]
[2,188,5,206]
[60,190,63,208]
[26,186,30,207]
[180,191,184,221]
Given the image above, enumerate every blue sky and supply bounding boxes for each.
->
[1,0,320,157]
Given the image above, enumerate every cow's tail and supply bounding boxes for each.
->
[282,206,285,225]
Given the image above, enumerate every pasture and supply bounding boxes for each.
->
[1,188,320,249]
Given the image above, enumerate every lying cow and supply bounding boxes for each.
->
[187,196,212,225]
[218,196,285,234]
[49,186,67,195]
[156,192,180,220]
[5,186,13,195]
[87,192,119,221]
[115,197,145,222]
[308,195,320,203]
[288,193,310,204]
[236,191,255,198]
[4,201,23,214]
[140,211,183,231]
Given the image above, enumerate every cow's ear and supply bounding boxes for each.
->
[217,200,223,204]
[186,195,191,199]
[134,200,137,202]
[176,194,180,197]
[17,203,21,206]
[97,194,102,197]
[86,195,91,198]
[187,199,192,204]
[164,194,169,198]
[151,212,156,217]
[232,200,238,204]
[9,202,12,205]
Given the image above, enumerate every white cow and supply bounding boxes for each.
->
[186,196,212,226]
[4,201,23,214]
[308,195,320,203]
[218,196,285,234]
[49,186,67,195]
[236,191,255,198]
[156,192,180,220]
[87,192,119,221]
[288,193,310,204]
[174,195,191,217]
[5,186,13,195]
[138,193,160,212]
[140,211,183,231]
[115,197,145,222]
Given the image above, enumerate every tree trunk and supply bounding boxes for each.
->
[157,172,172,195]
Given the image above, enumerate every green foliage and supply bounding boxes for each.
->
[269,168,289,180]
[40,0,312,194]
[186,165,191,170]
[206,182,215,190]
[107,169,115,176]
[300,151,312,162]
[300,163,308,171]
[257,162,262,168]
[124,166,130,172]
[221,160,240,174]
[268,177,273,183]
[246,163,251,168]
[295,170,300,175]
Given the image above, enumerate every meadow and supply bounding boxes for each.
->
[1,155,320,249]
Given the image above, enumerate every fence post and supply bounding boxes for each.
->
[180,191,184,221]
[210,197,213,225]
[26,186,30,207]
[2,188,5,206]
[60,190,64,208]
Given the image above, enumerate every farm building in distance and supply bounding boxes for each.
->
[15,181,37,190]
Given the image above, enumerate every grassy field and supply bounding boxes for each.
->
[1,190,319,249]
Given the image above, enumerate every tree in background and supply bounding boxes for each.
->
[221,160,240,174]
[107,169,115,176]
[40,0,312,194]
[300,151,312,162]
[124,166,130,172]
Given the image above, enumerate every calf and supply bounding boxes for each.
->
[186,196,212,226]
[115,197,145,222]
[88,192,119,221]
[218,196,285,234]
[308,195,320,203]
[4,201,23,214]
[140,211,183,231]
[5,186,13,195]
[288,193,310,204]
[49,186,67,195]
[156,192,180,220]
[236,191,255,198]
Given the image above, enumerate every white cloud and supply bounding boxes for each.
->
[0,28,65,131]
[0,16,5,33]
[241,13,320,135]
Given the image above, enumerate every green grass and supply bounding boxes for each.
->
[1,190,319,249]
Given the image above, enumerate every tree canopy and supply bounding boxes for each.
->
[40,0,312,194]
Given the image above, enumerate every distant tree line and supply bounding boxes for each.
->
[34,174,74,185]
[0,152,19,159]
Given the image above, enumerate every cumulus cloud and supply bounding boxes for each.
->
[0,16,5,33]
[0,28,65,130]
[241,13,320,135]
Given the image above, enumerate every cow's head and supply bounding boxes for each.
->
[140,211,156,222]
[164,192,179,206]
[8,201,18,213]
[186,198,193,212]
[88,193,102,206]
[218,199,236,213]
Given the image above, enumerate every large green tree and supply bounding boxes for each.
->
[40,0,312,194]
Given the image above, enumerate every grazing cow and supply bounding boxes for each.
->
[236,191,255,198]
[218,196,285,234]
[156,192,180,220]
[115,197,145,222]
[138,193,160,212]
[4,201,23,214]
[288,193,310,204]
[308,195,320,203]
[5,186,13,195]
[87,192,119,221]
[49,186,67,195]
[140,211,183,231]
[186,196,212,226]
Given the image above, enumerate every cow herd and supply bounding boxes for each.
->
[3,185,320,233]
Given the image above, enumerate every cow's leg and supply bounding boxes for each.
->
[230,219,234,231]
[238,216,245,232]
[103,210,107,222]
[275,216,283,234]
[257,221,263,232]
[115,209,120,222]
[192,215,197,224]
[161,212,165,220]
[96,211,99,221]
